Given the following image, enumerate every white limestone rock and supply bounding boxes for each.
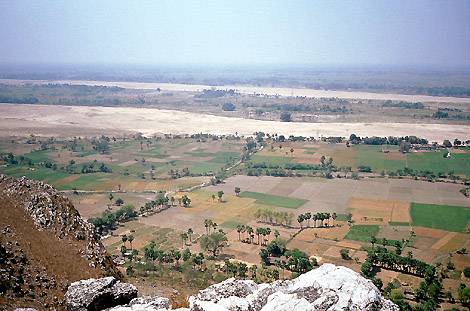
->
[186,263,398,311]
[68,264,398,311]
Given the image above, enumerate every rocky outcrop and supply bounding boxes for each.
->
[103,297,171,311]
[64,277,137,311]
[186,263,398,311]
[0,175,121,310]
[0,174,120,276]
[71,264,397,311]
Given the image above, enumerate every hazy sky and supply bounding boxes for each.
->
[1,0,469,67]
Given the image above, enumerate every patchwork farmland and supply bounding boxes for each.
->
[1,133,469,308]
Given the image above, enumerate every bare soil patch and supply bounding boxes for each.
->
[1,103,469,141]
[413,226,448,239]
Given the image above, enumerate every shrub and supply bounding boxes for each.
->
[340,249,352,260]
[280,112,292,122]
[464,267,470,278]
[222,102,236,111]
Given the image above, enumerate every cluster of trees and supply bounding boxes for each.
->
[140,192,191,214]
[222,260,248,278]
[297,212,337,229]
[413,266,443,310]
[197,89,238,98]
[79,161,111,174]
[179,228,194,247]
[236,224,275,245]
[259,238,317,275]
[386,167,461,182]
[1,153,22,165]
[200,231,228,257]
[88,204,137,234]
[253,102,350,114]
[363,246,430,278]
[0,94,39,104]
[245,160,336,178]
[91,136,110,154]
[143,241,205,270]
[349,134,428,146]
[433,109,449,119]
[254,208,294,227]
[382,101,425,109]
[168,167,190,179]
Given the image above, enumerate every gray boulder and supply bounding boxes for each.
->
[65,277,137,311]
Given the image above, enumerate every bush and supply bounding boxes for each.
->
[340,249,352,260]
[222,102,236,111]
[464,267,470,278]
[280,112,292,122]
[358,165,372,173]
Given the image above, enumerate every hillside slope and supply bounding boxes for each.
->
[0,175,120,310]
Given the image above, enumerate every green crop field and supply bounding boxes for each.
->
[344,225,380,242]
[410,202,470,232]
[407,151,470,175]
[352,145,470,175]
[1,166,70,184]
[249,155,292,165]
[239,191,307,209]
[354,145,404,172]
[23,150,51,163]
[56,174,105,190]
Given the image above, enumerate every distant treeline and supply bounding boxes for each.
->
[382,100,425,109]
[196,89,238,98]
[0,83,125,105]
[0,95,39,104]
[349,134,428,145]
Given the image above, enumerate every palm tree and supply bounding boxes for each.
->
[128,234,134,250]
[108,193,114,207]
[211,194,216,202]
[170,196,175,206]
[305,212,311,228]
[241,225,247,241]
[121,234,128,246]
[297,214,304,229]
[236,225,244,241]
[204,219,213,235]
[187,228,194,243]
[212,222,218,232]
[317,213,324,227]
[274,229,280,239]
[312,214,317,228]
[264,228,271,245]
[234,187,241,196]
[246,226,254,243]
[332,213,337,226]
[256,227,263,245]
[217,191,224,202]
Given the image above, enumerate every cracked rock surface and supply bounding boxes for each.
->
[103,264,397,311]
